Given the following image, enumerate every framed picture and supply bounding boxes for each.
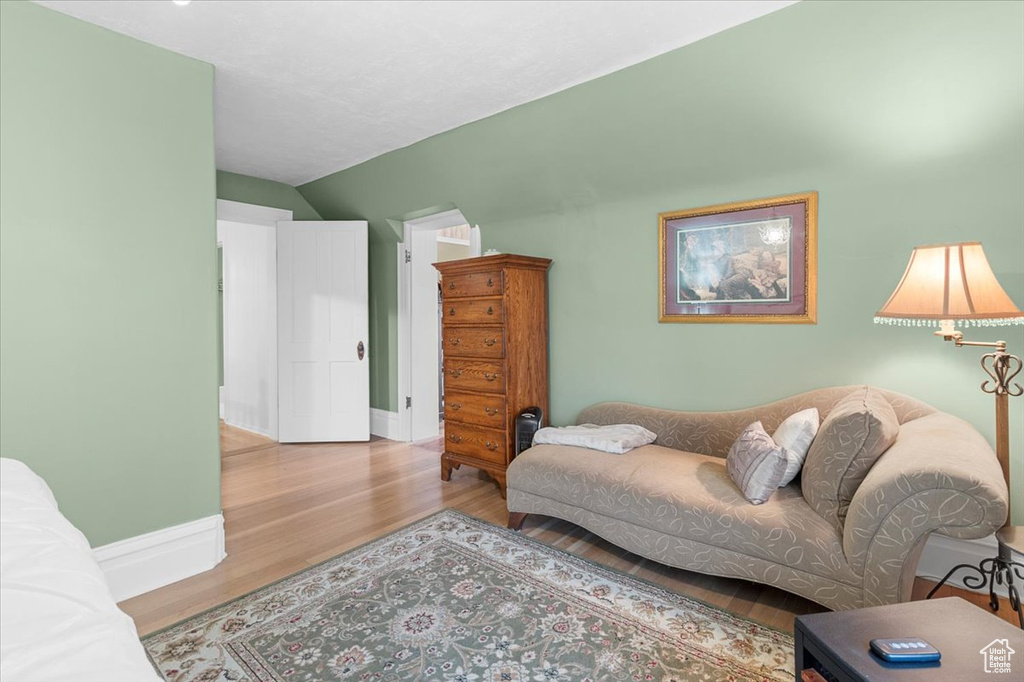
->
[658,191,817,324]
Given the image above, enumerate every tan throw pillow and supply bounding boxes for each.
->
[726,421,788,505]
[801,387,899,528]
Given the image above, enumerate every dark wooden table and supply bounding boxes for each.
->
[794,597,1024,681]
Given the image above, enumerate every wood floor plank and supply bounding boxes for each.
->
[219,420,275,455]
[120,423,1020,637]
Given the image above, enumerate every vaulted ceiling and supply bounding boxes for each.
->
[36,1,796,185]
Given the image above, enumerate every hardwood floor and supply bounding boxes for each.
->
[121,424,1019,637]
[219,420,275,456]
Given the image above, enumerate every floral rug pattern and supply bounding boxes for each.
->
[143,510,793,681]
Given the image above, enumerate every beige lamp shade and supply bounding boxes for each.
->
[875,242,1023,328]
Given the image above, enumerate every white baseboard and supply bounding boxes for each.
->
[370,408,401,440]
[917,533,1007,598]
[93,514,226,603]
[223,417,275,440]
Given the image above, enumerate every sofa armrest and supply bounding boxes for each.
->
[843,413,1008,606]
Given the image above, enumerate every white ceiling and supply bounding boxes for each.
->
[36,0,796,186]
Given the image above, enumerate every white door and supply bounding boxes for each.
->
[409,228,440,441]
[278,221,369,442]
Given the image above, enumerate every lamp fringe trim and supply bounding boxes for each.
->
[873,317,1024,328]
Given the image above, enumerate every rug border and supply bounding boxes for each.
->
[140,509,463,679]
[140,507,797,645]
[140,507,457,642]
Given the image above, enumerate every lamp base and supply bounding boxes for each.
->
[926,529,1024,629]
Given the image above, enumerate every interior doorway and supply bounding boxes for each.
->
[217,200,290,441]
[216,200,371,445]
[397,210,481,441]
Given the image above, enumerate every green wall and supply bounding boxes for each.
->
[0,1,221,546]
[299,0,1024,521]
[217,170,322,220]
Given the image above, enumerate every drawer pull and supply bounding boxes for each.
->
[449,281,455,290]
[487,278,494,287]
[448,307,455,316]
[449,369,462,378]
[485,441,499,451]
[483,338,497,347]
[484,407,499,416]
[449,434,463,443]
[486,306,494,315]
[449,337,461,346]
[484,372,498,382]
[450,402,462,410]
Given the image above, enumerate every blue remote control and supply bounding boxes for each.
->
[870,638,941,663]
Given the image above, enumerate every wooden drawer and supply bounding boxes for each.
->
[444,298,503,325]
[445,391,506,429]
[444,358,504,393]
[443,270,503,298]
[445,422,507,465]
[442,327,504,359]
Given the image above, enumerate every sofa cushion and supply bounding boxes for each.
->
[507,443,858,585]
[726,421,788,504]
[801,386,899,528]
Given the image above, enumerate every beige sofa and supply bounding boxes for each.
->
[506,386,1008,611]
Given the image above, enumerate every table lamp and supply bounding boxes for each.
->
[875,241,1023,625]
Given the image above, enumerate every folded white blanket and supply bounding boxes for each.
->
[532,423,657,454]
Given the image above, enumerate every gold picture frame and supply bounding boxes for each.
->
[658,191,817,324]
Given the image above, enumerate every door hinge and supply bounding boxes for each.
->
[405,396,412,409]
[405,249,412,263]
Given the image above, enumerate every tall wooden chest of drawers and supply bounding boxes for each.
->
[434,254,551,496]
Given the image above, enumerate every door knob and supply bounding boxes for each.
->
[357,341,365,360]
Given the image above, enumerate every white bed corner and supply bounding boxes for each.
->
[0,457,162,682]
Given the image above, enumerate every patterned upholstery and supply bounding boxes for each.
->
[801,387,900,530]
[507,386,1008,611]
[843,412,1007,606]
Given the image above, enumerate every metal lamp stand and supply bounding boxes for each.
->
[925,336,1023,628]
[926,528,1023,628]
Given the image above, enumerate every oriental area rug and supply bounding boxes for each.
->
[143,510,793,682]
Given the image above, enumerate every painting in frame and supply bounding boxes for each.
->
[658,191,817,324]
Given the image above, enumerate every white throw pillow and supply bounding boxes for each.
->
[726,421,789,505]
[772,407,819,487]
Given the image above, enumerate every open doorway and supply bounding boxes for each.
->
[216,200,289,443]
[216,199,372,449]
[397,210,481,442]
